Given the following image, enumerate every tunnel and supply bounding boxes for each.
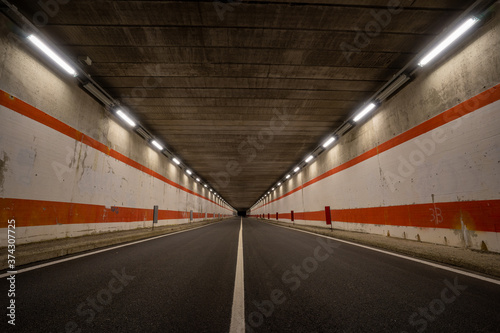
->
[0,0,499,331]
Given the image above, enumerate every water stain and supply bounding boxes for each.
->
[0,152,9,192]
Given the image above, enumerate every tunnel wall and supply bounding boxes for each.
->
[251,12,500,252]
[0,16,233,245]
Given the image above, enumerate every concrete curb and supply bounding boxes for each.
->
[0,219,225,270]
[257,218,500,279]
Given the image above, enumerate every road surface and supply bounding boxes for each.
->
[1,217,499,332]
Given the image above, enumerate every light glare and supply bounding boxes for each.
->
[353,103,376,122]
[28,35,77,76]
[116,110,136,127]
[322,137,335,148]
[419,18,478,67]
[151,140,163,150]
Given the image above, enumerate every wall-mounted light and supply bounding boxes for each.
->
[418,17,479,67]
[294,166,300,172]
[172,157,181,165]
[196,178,200,182]
[322,136,335,148]
[376,74,410,102]
[186,169,192,175]
[336,122,353,137]
[116,110,136,127]
[27,35,77,76]
[277,182,281,186]
[204,184,208,188]
[285,174,290,179]
[151,140,164,151]
[353,103,377,122]
[305,155,314,163]
[82,82,114,107]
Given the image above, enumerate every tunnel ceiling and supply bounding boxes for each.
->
[13,0,474,210]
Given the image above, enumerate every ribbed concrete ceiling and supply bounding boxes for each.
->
[13,0,473,210]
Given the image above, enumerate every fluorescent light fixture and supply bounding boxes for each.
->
[210,189,212,192]
[419,17,479,67]
[204,184,208,188]
[27,35,77,76]
[353,103,376,122]
[186,169,192,175]
[322,136,335,148]
[271,187,275,191]
[196,178,200,182]
[82,82,114,107]
[116,110,136,127]
[172,157,181,165]
[151,140,163,150]
[285,174,291,179]
[277,182,281,186]
[135,127,152,141]
[267,192,270,194]
[336,122,353,136]
[376,74,410,102]
[294,167,300,172]
[305,155,314,163]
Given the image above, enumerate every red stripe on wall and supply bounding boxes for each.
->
[0,90,231,212]
[255,84,500,210]
[263,200,500,233]
[0,198,227,228]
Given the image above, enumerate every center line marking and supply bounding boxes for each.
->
[230,217,245,333]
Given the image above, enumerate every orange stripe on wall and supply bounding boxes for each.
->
[0,198,226,228]
[258,200,500,233]
[255,84,500,210]
[0,90,231,212]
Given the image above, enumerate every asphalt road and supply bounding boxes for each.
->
[2,217,500,332]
